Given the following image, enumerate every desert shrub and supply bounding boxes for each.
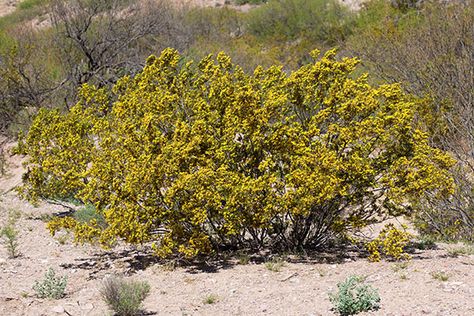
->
[447,243,474,257]
[33,268,68,299]
[390,0,421,12]
[18,48,454,257]
[0,140,5,176]
[18,0,48,10]
[347,1,474,241]
[246,0,354,45]
[431,271,449,282]
[1,224,20,258]
[101,276,150,316]
[329,275,381,315]
[184,6,243,43]
[411,236,436,250]
[203,293,219,304]
[0,40,59,136]
[1,210,21,258]
[366,224,412,262]
[413,167,474,242]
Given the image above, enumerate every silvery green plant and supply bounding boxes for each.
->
[33,268,68,299]
[329,275,380,315]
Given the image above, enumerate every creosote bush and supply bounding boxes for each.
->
[18,48,454,257]
[329,275,381,315]
[33,268,68,299]
[366,224,412,262]
[101,276,151,316]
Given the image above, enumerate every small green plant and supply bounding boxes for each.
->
[203,294,219,304]
[265,257,285,272]
[431,271,449,282]
[447,244,474,257]
[316,267,327,277]
[160,260,178,271]
[56,234,69,245]
[329,275,381,315]
[391,261,410,272]
[33,268,68,299]
[39,213,53,222]
[1,224,20,258]
[411,237,437,250]
[73,204,106,227]
[101,276,151,316]
[399,272,408,280]
[18,0,47,11]
[236,252,250,265]
[8,209,22,222]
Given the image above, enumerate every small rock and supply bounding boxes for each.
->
[51,305,65,314]
[449,282,463,286]
[365,274,381,282]
[290,277,300,283]
[80,303,94,310]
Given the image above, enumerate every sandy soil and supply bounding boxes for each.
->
[0,0,18,17]
[0,146,473,316]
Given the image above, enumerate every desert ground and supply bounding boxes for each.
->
[1,143,473,316]
[0,0,17,17]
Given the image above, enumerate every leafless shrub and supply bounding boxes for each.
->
[348,1,473,240]
[101,276,150,316]
[0,30,60,136]
[50,0,172,101]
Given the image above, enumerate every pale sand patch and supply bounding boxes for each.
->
[0,0,19,18]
